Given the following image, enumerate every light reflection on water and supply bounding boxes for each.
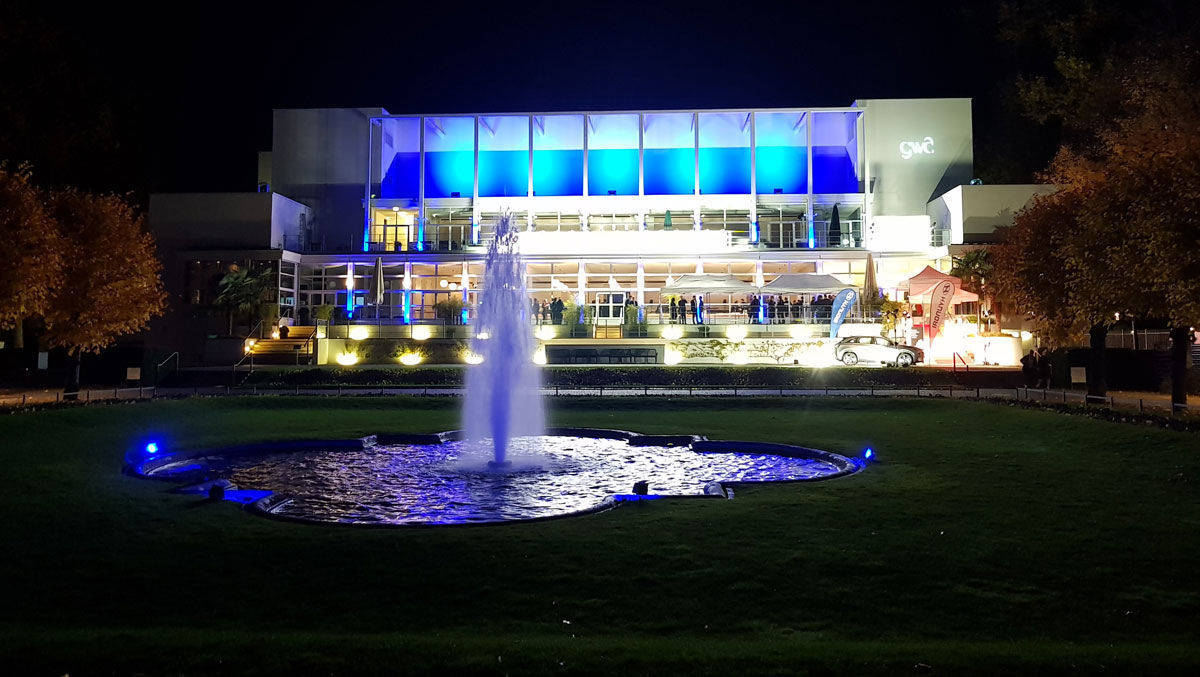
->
[202,436,840,525]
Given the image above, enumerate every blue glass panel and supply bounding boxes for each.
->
[424,150,474,198]
[478,149,528,197]
[812,147,858,193]
[380,152,419,199]
[755,146,807,194]
[643,148,694,195]
[699,147,750,194]
[587,148,638,195]
[533,149,583,196]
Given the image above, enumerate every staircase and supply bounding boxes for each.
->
[247,327,316,365]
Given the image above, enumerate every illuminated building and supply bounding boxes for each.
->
[149,99,1046,365]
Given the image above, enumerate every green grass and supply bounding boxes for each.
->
[2,396,1198,675]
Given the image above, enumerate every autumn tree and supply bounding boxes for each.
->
[0,165,63,351]
[995,58,1200,407]
[42,188,165,394]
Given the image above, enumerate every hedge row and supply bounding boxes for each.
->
[243,366,1024,388]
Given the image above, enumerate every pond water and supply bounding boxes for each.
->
[161,435,843,525]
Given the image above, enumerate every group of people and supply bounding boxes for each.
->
[531,297,569,324]
[744,294,834,324]
[1020,347,1054,388]
[666,296,705,324]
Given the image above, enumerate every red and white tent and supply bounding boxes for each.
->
[898,266,979,303]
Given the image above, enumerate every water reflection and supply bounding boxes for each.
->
[202,436,840,525]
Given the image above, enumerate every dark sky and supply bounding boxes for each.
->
[17,0,1017,194]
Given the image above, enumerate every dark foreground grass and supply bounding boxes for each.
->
[1,396,1198,675]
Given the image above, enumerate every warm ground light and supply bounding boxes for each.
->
[2,397,1199,674]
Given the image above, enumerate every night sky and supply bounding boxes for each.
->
[9,0,1020,195]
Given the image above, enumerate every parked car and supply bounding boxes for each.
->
[834,336,924,367]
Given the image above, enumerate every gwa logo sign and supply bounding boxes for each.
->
[899,136,935,160]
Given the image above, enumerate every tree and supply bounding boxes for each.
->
[950,248,994,332]
[0,165,63,351]
[42,188,165,394]
[995,61,1200,408]
[214,266,273,335]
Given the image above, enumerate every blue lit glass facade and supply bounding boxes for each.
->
[587,114,639,195]
[811,112,861,194]
[533,115,584,196]
[643,113,694,195]
[367,109,863,238]
[423,116,475,198]
[754,112,808,194]
[699,113,751,194]
[478,115,529,198]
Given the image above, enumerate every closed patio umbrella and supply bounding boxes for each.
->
[828,204,841,246]
[372,257,385,321]
[863,252,879,301]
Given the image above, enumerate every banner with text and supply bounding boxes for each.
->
[829,288,858,339]
[927,280,956,339]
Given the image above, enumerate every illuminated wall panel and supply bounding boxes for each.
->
[812,111,861,194]
[423,117,475,198]
[698,112,750,194]
[478,115,529,197]
[754,112,807,195]
[586,114,638,195]
[643,113,695,195]
[379,117,420,199]
[533,115,583,196]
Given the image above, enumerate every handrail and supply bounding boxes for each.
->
[952,352,970,374]
[154,352,179,385]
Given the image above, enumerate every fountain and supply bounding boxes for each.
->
[127,213,867,526]
[463,212,545,467]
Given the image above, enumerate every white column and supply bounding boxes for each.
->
[402,262,413,323]
[636,261,645,306]
[576,262,587,305]
[749,111,758,244]
[695,258,703,274]
[472,116,480,245]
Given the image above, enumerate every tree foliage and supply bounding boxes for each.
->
[214,266,274,330]
[0,165,63,331]
[41,188,165,354]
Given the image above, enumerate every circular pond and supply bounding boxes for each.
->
[147,434,851,526]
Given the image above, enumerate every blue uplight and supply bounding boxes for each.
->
[863,447,874,461]
[145,442,159,455]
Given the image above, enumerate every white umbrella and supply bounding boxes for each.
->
[760,273,854,294]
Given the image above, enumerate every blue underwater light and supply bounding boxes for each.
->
[145,442,160,455]
[863,447,874,462]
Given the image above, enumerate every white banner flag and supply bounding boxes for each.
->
[928,280,956,339]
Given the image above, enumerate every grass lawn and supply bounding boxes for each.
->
[2,396,1198,675]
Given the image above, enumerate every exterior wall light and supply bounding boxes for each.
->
[661,326,683,340]
[725,325,749,341]
[532,346,548,365]
[463,351,484,365]
[535,326,556,341]
[398,352,423,366]
[727,351,749,365]
[411,326,432,341]
[664,347,684,365]
[348,326,370,341]
[336,351,360,366]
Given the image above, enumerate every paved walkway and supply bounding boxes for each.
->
[0,384,1193,415]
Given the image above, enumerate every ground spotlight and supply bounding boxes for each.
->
[145,442,159,455]
[863,447,875,462]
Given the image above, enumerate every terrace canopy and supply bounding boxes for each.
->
[760,273,854,294]
[661,274,759,295]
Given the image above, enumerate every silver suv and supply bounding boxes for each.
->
[834,336,924,367]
